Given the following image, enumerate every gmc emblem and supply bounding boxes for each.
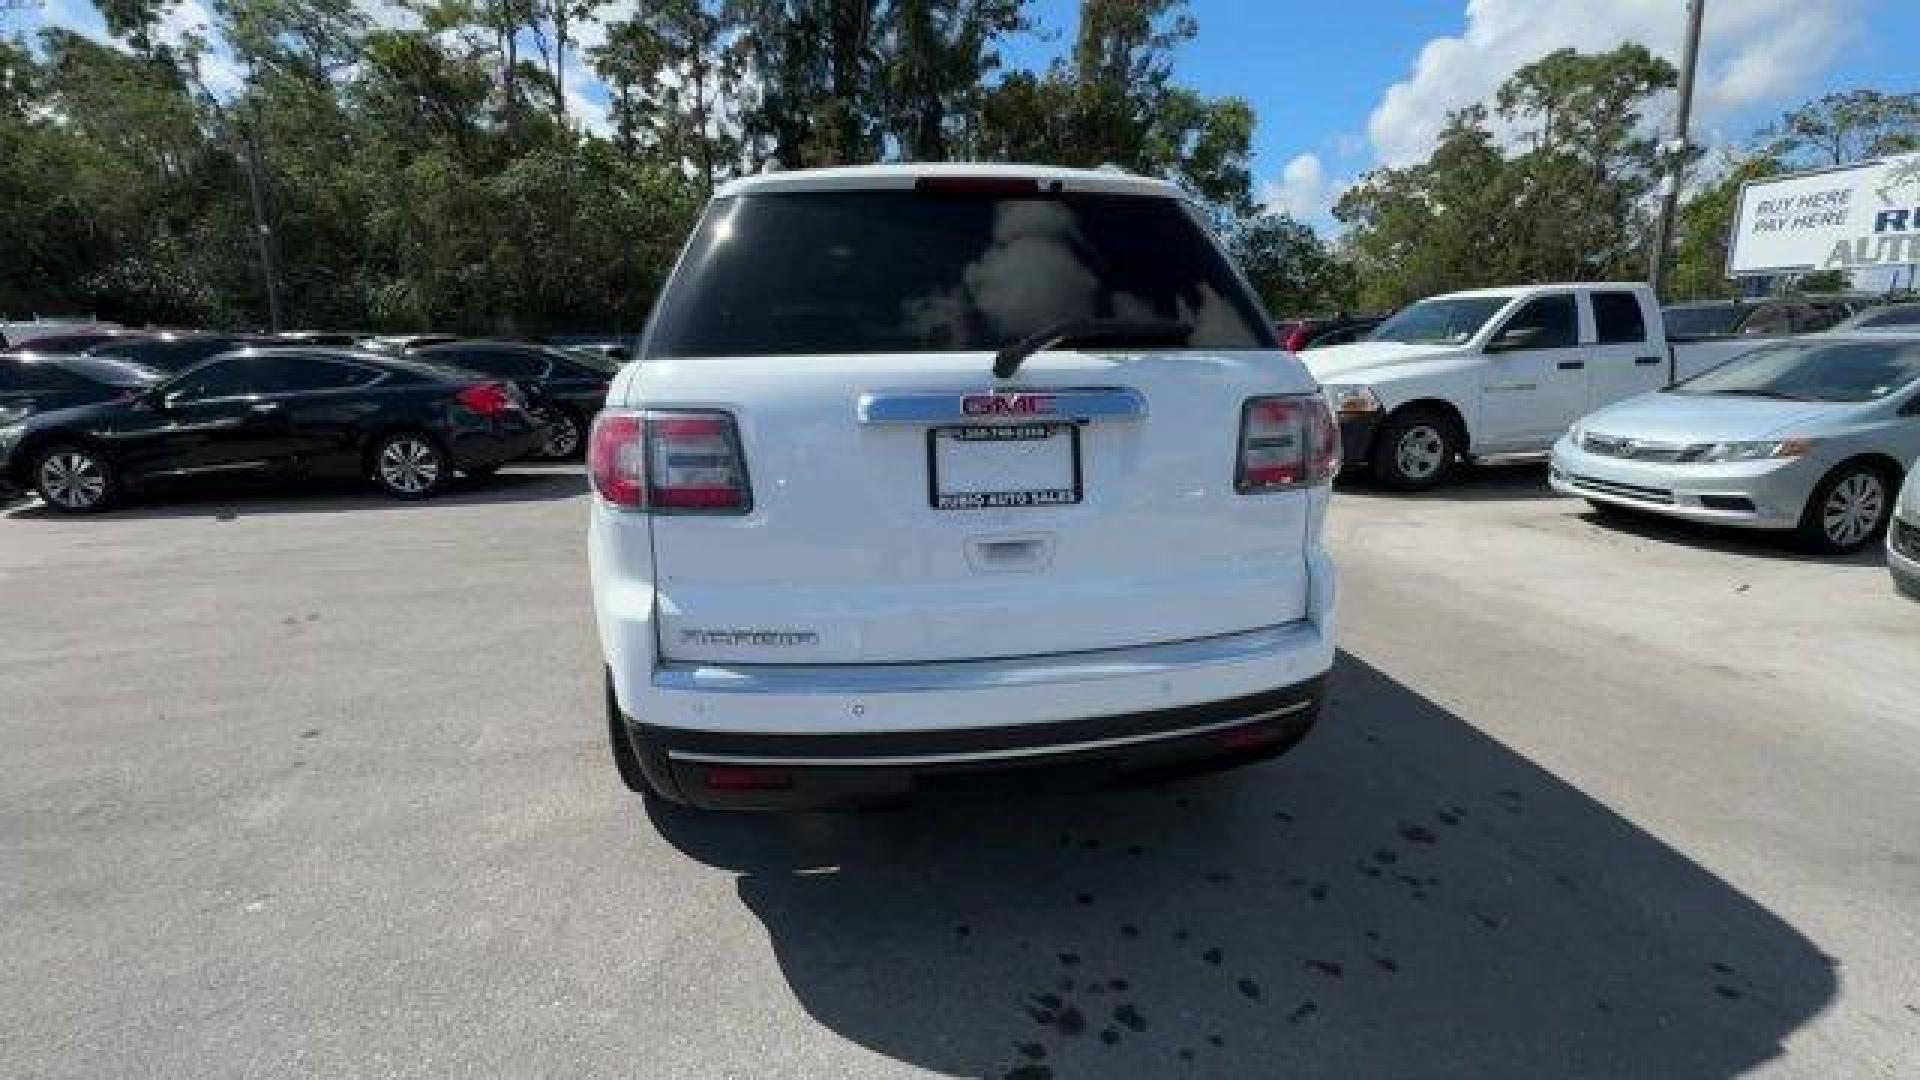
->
[961,393,1058,416]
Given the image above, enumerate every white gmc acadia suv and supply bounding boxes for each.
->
[588,163,1339,809]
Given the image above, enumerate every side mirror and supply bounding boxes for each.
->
[1486,325,1545,353]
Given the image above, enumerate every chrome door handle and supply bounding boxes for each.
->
[250,401,282,413]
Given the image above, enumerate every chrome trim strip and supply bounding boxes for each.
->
[667,702,1315,767]
[653,620,1318,695]
[858,387,1148,426]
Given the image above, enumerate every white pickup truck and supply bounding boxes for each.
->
[1303,282,1757,489]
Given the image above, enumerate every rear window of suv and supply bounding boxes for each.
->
[646,189,1277,358]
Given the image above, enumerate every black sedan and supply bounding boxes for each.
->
[0,348,544,512]
[410,340,613,459]
[1,353,161,425]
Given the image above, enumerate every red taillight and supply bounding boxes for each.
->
[588,412,648,507]
[588,409,750,513]
[1283,327,1312,352]
[1237,394,1339,493]
[456,382,515,416]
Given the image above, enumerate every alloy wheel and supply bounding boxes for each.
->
[543,412,581,458]
[1395,425,1447,481]
[1821,471,1885,548]
[39,450,108,510]
[378,438,442,494]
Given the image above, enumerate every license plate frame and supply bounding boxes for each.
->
[927,423,1082,510]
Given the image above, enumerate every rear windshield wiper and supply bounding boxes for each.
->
[993,319,1194,379]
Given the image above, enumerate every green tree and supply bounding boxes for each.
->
[976,0,1256,216]
[1335,44,1677,306]
[1762,89,1920,167]
[593,0,741,190]
[1666,153,1778,301]
[1228,211,1354,316]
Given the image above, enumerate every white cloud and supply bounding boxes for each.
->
[1261,152,1330,221]
[1366,0,1859,167]
[155,0,245,97]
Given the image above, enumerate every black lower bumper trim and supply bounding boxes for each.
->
[629,677,1324,809]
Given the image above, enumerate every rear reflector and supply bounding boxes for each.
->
[1215,725,1284,751]
[588,408,751,513]
[1237,394,1339,493]
[703,767,793,791]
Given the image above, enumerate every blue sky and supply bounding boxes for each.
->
[8,0,1913,231]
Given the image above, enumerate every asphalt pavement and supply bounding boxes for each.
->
[2,463,1916,1078]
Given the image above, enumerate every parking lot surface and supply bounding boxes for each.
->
[3,465,1917,1078]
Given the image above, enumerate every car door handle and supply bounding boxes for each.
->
[1556,360,1585,370]
[250,401,282,413]
[1635,356,1663,366]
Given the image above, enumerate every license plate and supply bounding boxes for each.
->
[929,424,1081,509]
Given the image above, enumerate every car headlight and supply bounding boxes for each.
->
[0,423,22,453]
[1322,385,1383,416]
[1692,438,1820,463]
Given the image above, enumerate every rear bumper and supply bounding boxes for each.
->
[446,417,544,469]
[627,676,1323,809]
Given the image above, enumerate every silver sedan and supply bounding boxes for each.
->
[1550,332,1920,554]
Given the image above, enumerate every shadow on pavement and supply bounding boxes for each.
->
[1337,459,1561,503]
[647,652,1834,1079]
[1576,504,1889,567]
[1,465,585,521]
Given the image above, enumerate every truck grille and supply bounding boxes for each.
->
[1894,519,1920,561]
[1569,474,1674,505]
[1581,433,1696,463]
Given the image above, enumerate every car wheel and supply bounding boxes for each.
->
[606,668,649,795]
[539,409,583,460]
[1798,463,1894,555]
[370,432,449,500]
[32,443,117,513]
[1370,409,1460,491]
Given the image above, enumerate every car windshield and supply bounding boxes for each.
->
[562,347,622,374]
[1368,296,1510,345]
[1669,338,1920,403]
[1845,305,1920,330]
[59,355,161,386]
[646,188,1275,358]
[1664,304,1749,338]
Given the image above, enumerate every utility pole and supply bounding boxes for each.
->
[237,116,285,333]
[1649,0,1705,301]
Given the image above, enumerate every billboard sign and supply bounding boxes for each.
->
[1726,152,1920,277]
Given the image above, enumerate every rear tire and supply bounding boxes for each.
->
[1796,462,1894,555]
[1369,408,1461,491]
[369,432,449,500]
[1585,499,1640,521]
[32,443,118,513]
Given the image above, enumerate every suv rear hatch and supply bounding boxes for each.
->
[629,174,1327,665]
